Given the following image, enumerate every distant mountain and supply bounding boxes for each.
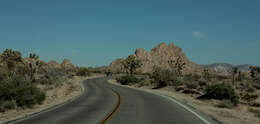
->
[202,63,251,73]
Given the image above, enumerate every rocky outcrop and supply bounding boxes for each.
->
[109,42,203,74]
[61,59,74,68]
[48,60,61,69]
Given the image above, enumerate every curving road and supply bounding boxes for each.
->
[10,77,212,124]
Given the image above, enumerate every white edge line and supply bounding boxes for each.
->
[149,92,211,124]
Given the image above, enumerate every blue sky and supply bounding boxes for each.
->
[0,0,259,67]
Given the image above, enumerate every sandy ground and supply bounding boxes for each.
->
[108,79,260,124]
[0,75,105,124]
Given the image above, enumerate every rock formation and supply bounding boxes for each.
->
[109,42,203,74]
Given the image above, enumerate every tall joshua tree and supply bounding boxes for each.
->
[0,49,22,77]
[168,56,186,77]
[203,68,210,81]
[123,55,142,76]
[27,53,40,82]
[232,67,238,86]
[249,66,260,82]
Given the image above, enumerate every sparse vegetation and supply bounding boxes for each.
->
[151,67,180,88]
[248,108,260,118]
[198,83,239,106]
[0,76,46,111]
[116,75,140,85]
[216,100,235,109]
[76,67,91,76]
[0,49,81,113]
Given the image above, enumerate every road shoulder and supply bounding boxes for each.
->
[107,79,222,124]
[1,75,105,124]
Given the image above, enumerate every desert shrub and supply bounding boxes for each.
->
[249,102,260,107]
[246,86,256,93]
[216,100,234,109]
[175,86,185,92]
[0,100,16,112]
[252,83,260,90]
[0,76,46,109]
[0,67,9,82]
[241,93,258,103]
[183,74,193,82]
[116,76,139,85]
[198,83,239,106]
[151,68,180,88]
[138,78,151,87]
[186,82,199,89]
[198,79,207,87]
[215,75,230,81]
[76,67,91,76]
[248,108,260,118]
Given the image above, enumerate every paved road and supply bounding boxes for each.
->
[11,77,209,124]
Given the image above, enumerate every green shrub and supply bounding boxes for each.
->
[0,100,16,112]
[241,93,258,103]
[138,78,151,87]
[76,67,91,76]
[216,100,234,109]
[116,76,139,85]
[248,108,260,118]
[198,83,239,106]
[246,86,256,93]
[151,68,180,88]
[186,82,199,89]
[198,80,207,87]
[0,76,46,109]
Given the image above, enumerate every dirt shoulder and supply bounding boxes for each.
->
[108,79,260,124]
[0,75,105,124]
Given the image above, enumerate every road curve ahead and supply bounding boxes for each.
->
[11,77,209,124]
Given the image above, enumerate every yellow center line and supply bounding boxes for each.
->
[97,87,121,124]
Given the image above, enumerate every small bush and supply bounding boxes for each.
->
[186,82,199,89]
[116,76,139,85]
[198,80,207,87]
[198,83,239,106]
[241,93,258,103]
[151,68,180,88]
[216,100,234,109]
[0,100,16,112]
[76,67,91,76]
[0,76,46,109]
[248,108,260,118]
[138,78,151,87]
[246,86,256,93]
[215,75,230,81]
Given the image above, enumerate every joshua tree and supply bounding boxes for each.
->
[0,49,22,77]
[123,55,142,76]
[249,66,260,82]
[26,53,40,82]
[232,67,238,86]
[203,68,210,81]
[168,56,186,77]
[29,53,39,60]
[237,71,242,81]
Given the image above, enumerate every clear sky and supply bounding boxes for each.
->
[0,0,259,67]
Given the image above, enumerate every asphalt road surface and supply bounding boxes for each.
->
[11,77,209,124]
